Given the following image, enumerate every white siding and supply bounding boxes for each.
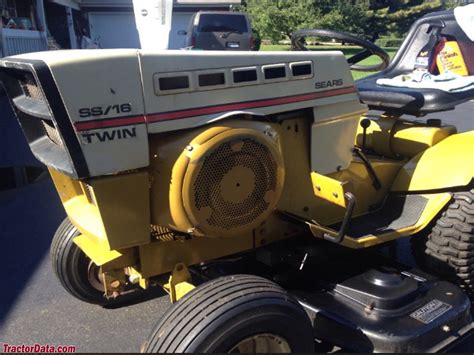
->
[89,12,140,48]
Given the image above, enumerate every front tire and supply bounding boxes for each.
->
[143,274,314,353]
[50,218,107,304]
[425,190,474,294]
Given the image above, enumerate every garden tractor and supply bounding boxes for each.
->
[1,7,474,353]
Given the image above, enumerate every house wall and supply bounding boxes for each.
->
[81,0,238,49]
[0,0,48,57]
[80,0,240,6]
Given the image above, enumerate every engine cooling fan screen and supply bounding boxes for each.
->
[185,135,282,236]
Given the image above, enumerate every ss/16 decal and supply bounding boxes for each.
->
[79,103,132,118]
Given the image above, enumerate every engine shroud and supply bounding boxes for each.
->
[152,122,284,238]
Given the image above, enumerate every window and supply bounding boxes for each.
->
[0,0,38,30]
[198,72,225,87]
[263,65,286,80]
[158,76,190,91]
[291,62,313,77]
[233,68,258,83]
[197,14,248,33]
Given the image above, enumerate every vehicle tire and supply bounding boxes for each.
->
[143,274,314,353]
[50,218,107,305]
[424,190,474,294]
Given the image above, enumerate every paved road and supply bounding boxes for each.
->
[0,100,473,353]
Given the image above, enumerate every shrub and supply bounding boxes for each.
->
[376,37,404,48]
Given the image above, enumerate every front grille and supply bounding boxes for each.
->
[1,64,85,178]
[19,72,45,102]
[42,120,63,146]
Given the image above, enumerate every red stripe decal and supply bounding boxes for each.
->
[75,115,146,131]
[74,87,356,132]
[147,86,356,122]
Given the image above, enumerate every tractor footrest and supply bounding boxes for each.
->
[340,195,428,239]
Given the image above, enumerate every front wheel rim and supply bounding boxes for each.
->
[229,333,291,353]
[87,260,104,292]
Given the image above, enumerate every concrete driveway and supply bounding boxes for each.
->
[0,98,473,352]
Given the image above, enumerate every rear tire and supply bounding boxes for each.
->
[50,218,107,305]
[425,190,474,294]
[143,274,314,353]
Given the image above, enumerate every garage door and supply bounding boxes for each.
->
[89,12,140,49]
[89,11,193,49]
[169,13,192,49]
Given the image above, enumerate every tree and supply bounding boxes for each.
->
[241,0,372,43]
[366,0,445,40]
[242,0,319,43]
[316,0,372,38]
[240,0,459,44]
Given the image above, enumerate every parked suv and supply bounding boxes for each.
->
[183,11,255,50]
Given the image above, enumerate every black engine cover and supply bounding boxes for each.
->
[298,269,473,352]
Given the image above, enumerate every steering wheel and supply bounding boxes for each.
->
[291,29,390,72]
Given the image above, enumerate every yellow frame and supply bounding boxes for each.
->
[46,113,474,294]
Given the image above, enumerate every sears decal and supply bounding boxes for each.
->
[81,127,136,144]
[315,79,343,89]
[79,103,132,118]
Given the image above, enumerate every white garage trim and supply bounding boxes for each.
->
[49,0,80,10]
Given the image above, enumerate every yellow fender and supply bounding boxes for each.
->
[392,131,474,192]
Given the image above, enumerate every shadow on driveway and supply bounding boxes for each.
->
[0,177,65,325]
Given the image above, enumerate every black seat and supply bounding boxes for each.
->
[356,10,474,116]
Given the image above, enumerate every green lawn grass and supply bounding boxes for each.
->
[260,44,398,80]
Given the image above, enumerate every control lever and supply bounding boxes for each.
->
[353,147,382,190]
[360,118,371,153]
